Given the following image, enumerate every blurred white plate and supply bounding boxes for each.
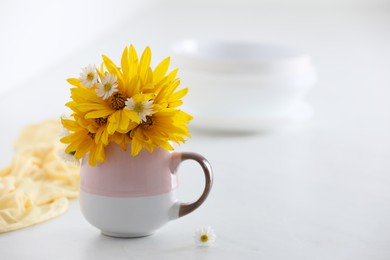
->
[172,39,314,74]
[188,101,313,133]
[172,39,316,133]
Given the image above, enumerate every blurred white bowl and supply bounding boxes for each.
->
[172,40,317,132]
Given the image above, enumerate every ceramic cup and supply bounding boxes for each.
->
[79,144,213,238]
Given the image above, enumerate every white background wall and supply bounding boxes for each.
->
[0,0,389,96]
[0,0,154,95]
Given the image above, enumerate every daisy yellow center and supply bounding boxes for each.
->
[110,93,126,110]
[86,72,94,81]
[200,234,209,242]
[104,82,113,92]
[133,102,145,113]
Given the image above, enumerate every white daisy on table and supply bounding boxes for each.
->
[79,65,98,88]
[125,97,153,123]
[194,226,216,247]
[96,73,118,100]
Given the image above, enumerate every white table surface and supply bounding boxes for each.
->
[0,4,390,260]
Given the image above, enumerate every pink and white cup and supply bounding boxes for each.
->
[79,144,213,238]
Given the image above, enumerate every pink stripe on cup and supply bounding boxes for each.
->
[80,144,179,197]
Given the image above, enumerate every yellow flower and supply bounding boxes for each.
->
[61,44,192,165]
[152,70,189,110]
[60,115,106,166]
[129,109,192,156]
[67,78,140,135]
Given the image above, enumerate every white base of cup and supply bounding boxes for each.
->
[79,190,180,238]
[101,231,154,238]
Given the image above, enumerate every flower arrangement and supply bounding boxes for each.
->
[60,45,192,166]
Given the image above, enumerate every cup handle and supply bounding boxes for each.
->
[174,152,213,218]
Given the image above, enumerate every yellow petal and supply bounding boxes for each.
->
[152,64,179,88]
[77,103,111,112]
[88,148,97,166]
[60,131,84,143]
[98,62,105,78]
[71,87,102,103]
[101,128,109,145]
[129,44,139,63]
[67,78,83,87]
[65,142,81,154]
[166,68,178,82]
[167,79,181,94]
[74,139,93,160]
[112,133,129,150]
[139,46,151,84]
[95,143,106,162]
[131,135,143,156]
[95,127,108,145]
[170,88,188,101]
[127,45,139,85]
[118,110,129,132]
[121,46,130,79]
[158,140,174,151]
[107,111,121,134]
[153,57,170,84]
[123,109,140,124]
[167,100,183,108]
[61,118,79,132]
[140,68,153,88]
[125,76,140,97]
[132,93,155,102]
[85,110,114,119]
[102,55,125,90]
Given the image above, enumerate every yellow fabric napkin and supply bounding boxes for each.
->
[0,119,79,233]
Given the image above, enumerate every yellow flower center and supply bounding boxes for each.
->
[95,117,107,125]
[87,132,96,140]
[141,116,154,128]
[200,234,209,243]
[86,72,94,81]
[110,93,126,110]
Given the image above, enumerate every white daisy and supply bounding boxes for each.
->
[194,226,216,247]
[79,65,98,88]
[96,73,119,100]
[125,98,153,123]
[59,150,80,166]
